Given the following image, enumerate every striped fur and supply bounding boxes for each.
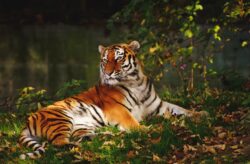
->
[19,40,199,159]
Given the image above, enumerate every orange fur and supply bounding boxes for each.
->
[74,84,140,129]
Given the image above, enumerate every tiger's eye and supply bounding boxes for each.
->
[117,56,124,61]
[102,58,108,63]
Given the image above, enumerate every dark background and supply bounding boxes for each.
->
[0,0,129,25]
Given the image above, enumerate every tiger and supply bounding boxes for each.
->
[19,40,207,159]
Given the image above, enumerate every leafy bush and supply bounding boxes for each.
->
[107,0,250,94]
[15,79,86,113]
[16,87,49,113]
[54,79,86,99]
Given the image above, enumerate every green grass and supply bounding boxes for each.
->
[0,89,249,163]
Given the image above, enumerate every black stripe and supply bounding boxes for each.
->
[50,133,64,142]
[128,70,138,77]
[45,122,69,138]
[43,110,72,120]
[88,109,105,127]
[127,63,132,70]
[71,96,83,103]
[40,112,45,121]
[47,118,72,124]
[33,113,38,120]
[128,55,131,65]
[155,101,163,115]
[119,92,133,106]
[134,62,137,67]
[122,64,130,68]
[23,138,33,147]
[141,80,153,103]
[146,94,157,107]
[53,109,73,120]
[33,144,41,151]
[45,122,61,138]
[104,94,132,112]
[19,136,26,143]
[79,106,87,112]
[91,105,105,124]
[49,125,70,139]
[119,85,139,105]
[132,56,136,67]
[38,149,45,155]
[71,97,87,108]
[137,78,144,87]
[27,122,33,136]
[147,101,163,119]
[32,151,39,157]
[28,142,38,149]
[41,117,72,130]
[64,99,72,107]
[72,128,88,137]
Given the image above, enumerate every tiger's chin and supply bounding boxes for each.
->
[102,78,121,86]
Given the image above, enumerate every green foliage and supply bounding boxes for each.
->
[16,87,49,113]
[15,79,86,113]
[107,0,250,94]
[55,79,86,99]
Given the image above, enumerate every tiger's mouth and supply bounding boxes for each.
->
[103,76,123,85]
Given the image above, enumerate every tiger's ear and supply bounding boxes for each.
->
[98,45,105,54]
[128,40,140,51]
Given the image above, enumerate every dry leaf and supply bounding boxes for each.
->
[127,150,136,158]
[150,136,161,144]
[230,145,238,149]
[203,145,217,154]
[103,141,116,146]
[74,154,82,160]
[214,144,226,150]
[164,111,172,119]
[152,154,161,162]
[214,126,224,133]
[183,144,197,153]
[218,132,227,139]
[70,147,80,153]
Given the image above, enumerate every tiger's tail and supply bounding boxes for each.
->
[19,128,47,159]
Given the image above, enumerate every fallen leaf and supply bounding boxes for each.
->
[152,154,161,162]
[70,147,80,153]
[183,144,197,153]
[214,144,226,150]
[230,145,238,149]
[127,150,136,158]
[218,132,227,139]
[163,111,172,119]
[203,145,217,154]
[74,154,82,160]
[150,136,161,144]
[103,140,116,146]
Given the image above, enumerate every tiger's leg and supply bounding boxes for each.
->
[71,128,95,144]
[147,99,208,119]
[161,101,208,119]
[103,105,141,131]
[46,123,72,147]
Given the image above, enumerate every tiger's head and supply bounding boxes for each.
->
[98,40,143,86]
